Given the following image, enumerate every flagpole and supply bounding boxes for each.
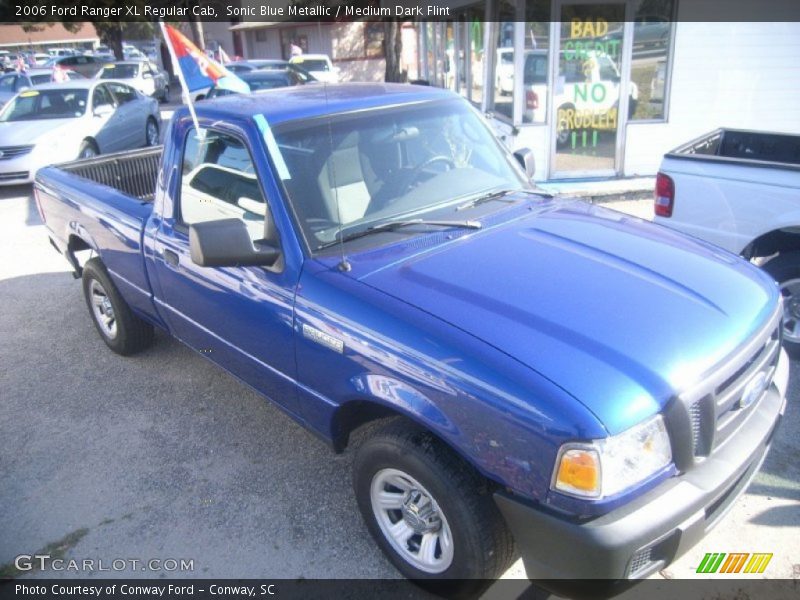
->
[159,21,203,137]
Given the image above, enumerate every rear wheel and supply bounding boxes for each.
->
[145,118,159,147]
[82,258,154,356]
[762,251,800,357]
[78,139,98,159]
[353,420,515,597]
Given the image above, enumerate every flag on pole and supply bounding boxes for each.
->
[162,25,249,94]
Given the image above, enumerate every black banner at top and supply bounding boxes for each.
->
[2,0,800,23]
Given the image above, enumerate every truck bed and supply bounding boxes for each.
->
[35,148,163,328]
[667,128,800,170]
[54,146,162,202]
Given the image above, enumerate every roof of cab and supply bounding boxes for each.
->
[192,82,458,126]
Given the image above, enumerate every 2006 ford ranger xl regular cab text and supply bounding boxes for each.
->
[35,84,788,595]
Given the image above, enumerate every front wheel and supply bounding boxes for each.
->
[353,420,515,597]
[762,251,800,357]
[145,118,159,147]
[78,139,98,159]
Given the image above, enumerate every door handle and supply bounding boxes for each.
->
[164,248,179,267]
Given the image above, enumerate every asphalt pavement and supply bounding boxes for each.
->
[0,183,798,594]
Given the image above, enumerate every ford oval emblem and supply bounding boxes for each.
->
[739,371,767,410]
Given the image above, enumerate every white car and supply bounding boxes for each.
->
[289,54,339,83]
[0,80,161,185]
[95,61,169,103]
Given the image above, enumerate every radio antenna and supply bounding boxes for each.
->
[322,81,351,272]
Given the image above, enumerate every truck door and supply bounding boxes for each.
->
[150,124,301,417]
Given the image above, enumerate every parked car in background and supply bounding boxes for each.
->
[226,59,290,74]
[205,67,315,99]
[96,61,169,103]
[48,48,77,58]
[44,54,104,78]
[0,79,160,184]
[654,128,800,353]
[289,54,339,82]
[0,69,84,108]
[32,53,52,67]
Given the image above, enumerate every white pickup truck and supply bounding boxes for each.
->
[654,128,800,352]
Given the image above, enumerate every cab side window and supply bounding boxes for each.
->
[179,129,273,243]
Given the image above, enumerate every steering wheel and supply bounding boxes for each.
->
[401,155,456,194]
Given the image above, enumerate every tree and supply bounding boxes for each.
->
[383,20,406,83]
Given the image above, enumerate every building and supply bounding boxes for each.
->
[0,23,99,53]
[417,0,800,181]
[232,20,419,82]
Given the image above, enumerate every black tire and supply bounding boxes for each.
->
[353,419,515,598]
[82,258,154,356]
[145,118,159,147]
[78,139,99,159]
[761,251,800,357]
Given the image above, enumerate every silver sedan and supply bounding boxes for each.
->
[0,79,160,185]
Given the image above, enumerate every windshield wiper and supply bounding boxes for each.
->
[316,219,482,250]
[456,189,516,211]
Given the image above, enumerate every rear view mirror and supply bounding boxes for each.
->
[190,218,279,268]
[513,147,536,180]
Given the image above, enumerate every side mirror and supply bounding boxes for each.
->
[189,218,280,267]
[237,197,266,216]
[18,85,29,92]
[142,71,153,79]
[513,147,536,180]
[93,103,114,117]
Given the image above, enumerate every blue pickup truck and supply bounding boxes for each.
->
[35,84,787,594]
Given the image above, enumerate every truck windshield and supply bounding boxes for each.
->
[270,98,528,252]
[0,89,88,121]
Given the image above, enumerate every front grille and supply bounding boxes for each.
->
[689,401,703,452]
[680,308,782,461]
[0,171,29,181]
[0,145,34,160]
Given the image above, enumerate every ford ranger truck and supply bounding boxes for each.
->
[34,84,788,596]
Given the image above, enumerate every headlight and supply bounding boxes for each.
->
[552,415,672,499]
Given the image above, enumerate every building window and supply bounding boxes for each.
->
[630,0,675,121]
[493,0,551,125]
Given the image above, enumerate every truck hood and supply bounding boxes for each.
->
[355,199,779,434]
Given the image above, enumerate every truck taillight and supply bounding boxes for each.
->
[33,186,46,224]
[654,172,674,217]
[526,89,539,110]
